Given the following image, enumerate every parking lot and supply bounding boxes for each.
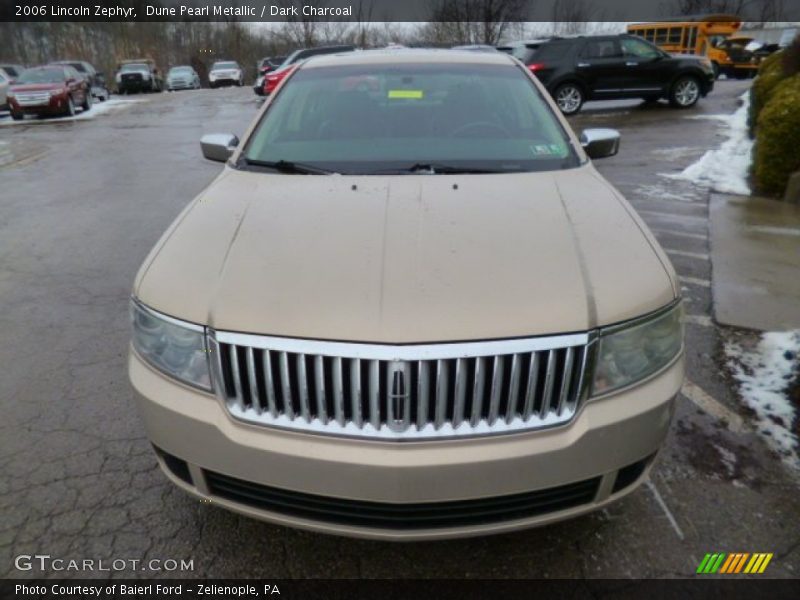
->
[1,80,798,578]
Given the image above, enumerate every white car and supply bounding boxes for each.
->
[208,61,243,88]
[0,70,9,110]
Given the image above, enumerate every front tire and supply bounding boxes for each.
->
[669,76,701,109]
[65,96,76,117]
[11,111,23,121]
[82,90,92,112]
[553,82,584,115]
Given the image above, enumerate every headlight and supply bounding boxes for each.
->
[141,72,150,80]
[130,300,212,391]
[115,74,121,83]
[592,302,683,396]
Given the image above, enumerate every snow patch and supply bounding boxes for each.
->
[747,225,800,238]
[634,183,702,203]
[651,146,704,161]
[662,92,752,195]
[726,330,800,470]
[712,443,738,477]
[0,97,146,126]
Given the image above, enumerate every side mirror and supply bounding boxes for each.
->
[201,133,239,162]
[580,128,620,159]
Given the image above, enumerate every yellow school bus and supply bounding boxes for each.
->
[627,15,758,78]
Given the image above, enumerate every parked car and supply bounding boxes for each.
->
[50,60,110,101]
[262,64,297,96]
[507,34,715,114]
[0,63,26,81]
[7,65,91,120]
[130,50,684,541]
[0,70,9,110]
[167,66,201,91]
[253,56,286,96]
[259,45,356,96]
[116,59,163,94]
[257,56,286,75]
[208,61,243,88]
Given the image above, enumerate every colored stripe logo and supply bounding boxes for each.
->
[696,553,773,574]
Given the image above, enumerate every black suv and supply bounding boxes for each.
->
[506,34,715,115]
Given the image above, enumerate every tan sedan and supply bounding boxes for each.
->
[129,49,684,540]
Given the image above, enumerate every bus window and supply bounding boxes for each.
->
[668,28,682,44]
[687,27,698,53]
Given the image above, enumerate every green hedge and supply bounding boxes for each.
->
[752,74,800,196]
[748,51,785,136]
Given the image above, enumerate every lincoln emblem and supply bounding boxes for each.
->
[388,361,410,431]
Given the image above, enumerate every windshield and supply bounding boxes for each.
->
[213,62,238,70]
[121,64,148,72]
[15,68,65,84]
[242,63,579,175]
[169,67,192,75]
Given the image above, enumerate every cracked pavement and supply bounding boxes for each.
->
[1,81,798,579]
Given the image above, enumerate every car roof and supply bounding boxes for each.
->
[303,48,515,69]
[506,39,552,46]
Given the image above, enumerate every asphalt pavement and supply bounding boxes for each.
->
[1,81,798,579]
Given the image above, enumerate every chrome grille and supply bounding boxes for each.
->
[15,92,50,106]
[210,331,593,440]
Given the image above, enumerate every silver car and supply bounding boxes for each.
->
[0,70,9,110]
[167,66,201,91]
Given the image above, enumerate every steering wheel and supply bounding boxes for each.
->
[450,121,510,138]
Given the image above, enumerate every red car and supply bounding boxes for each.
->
[262,64,297,95]
[8,65,92,120]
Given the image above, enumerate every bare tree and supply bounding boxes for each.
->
[751,0,786,24]
[550,0,599,36]
[422,0,531,46]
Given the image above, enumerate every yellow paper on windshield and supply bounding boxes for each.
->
[388,90,424,99]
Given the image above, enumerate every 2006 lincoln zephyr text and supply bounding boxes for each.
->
[128,49,684,540]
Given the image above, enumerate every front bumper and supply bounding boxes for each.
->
[168,80,194,90]
[210,77,239,86]
[9,96,70,115]
[130,349,683,540]
[118,79,153,92]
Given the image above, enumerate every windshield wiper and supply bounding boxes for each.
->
[370,163,508,175]
[241,158,336,175]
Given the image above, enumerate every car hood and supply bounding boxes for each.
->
[135,164,676,342]
[10,83,62,92]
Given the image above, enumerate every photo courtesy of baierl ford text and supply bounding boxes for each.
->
[1,0,799,598]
